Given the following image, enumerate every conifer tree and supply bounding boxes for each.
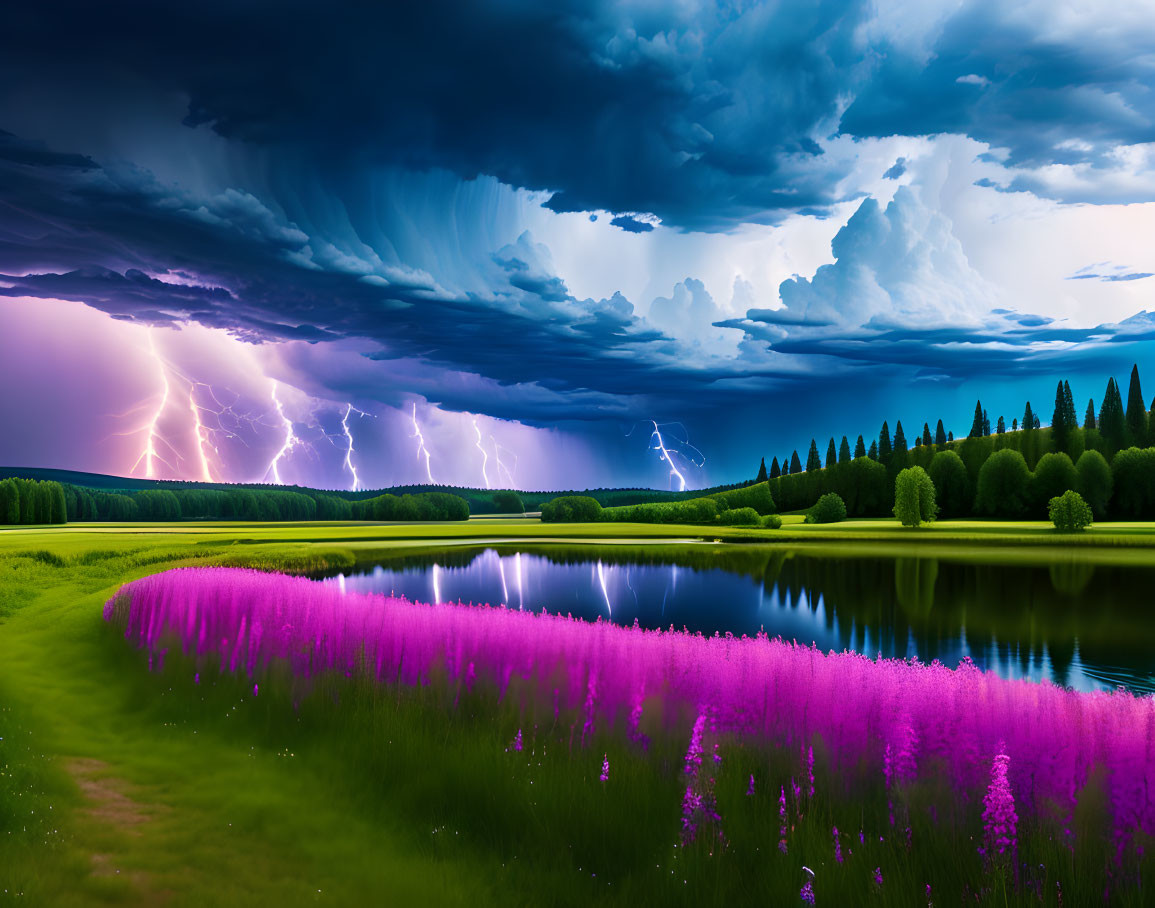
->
[839,436,851,463]
[893,421,907,455]
[878,421,892,461]
[790,450,803,474]
[947,430,954,441]
[756,458,768,483]
[1051,380,1070,450]
[770,456,781,479]
[982,409,990,436]
[1063,381,1077,427]
[854,435,866,459]
[968,400,984,438]
[806,439,821,471]
[1023,401,1035,433]
[921,423,932,446]
[1013,418,1019,431]
[934,420,947,445]
[1099,378,1126,450]
[868,440,878,460]
[1084,399,1096,430]
[996,416,1005,434]
[825,438,837,468]
[1126,363,1148,446]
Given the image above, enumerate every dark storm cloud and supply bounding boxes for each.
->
[609,215,654,234]
[0,145,787,421]
[3,1,1147,229]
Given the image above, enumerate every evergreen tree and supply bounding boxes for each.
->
[769,456,781,479]
[806,440,821,472]
[982,409,990,436]
[934,420,947,446]
[1023,401,1035,433]
[1051,380,1070,450]
[1063,381,1077,427]
[839,436,851,463]
[996,416,1005,434]
[893,421,907,456]
[1099,378,1126,450]
[947,430,954,441]
[921,423,932,446]
[1126,363,1148,445]
[878,421,892,461]
[1034,413,1041,429]
[825,438,837,468]
[756,458,768,483]
[968,400,984,438]
[854,435,866,459]
[790,450,803,474]
[868,440,878,460]
[1013,418,1019,431]
[1084,399,1096,430]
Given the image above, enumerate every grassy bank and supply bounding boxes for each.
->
[2,520,1154,905]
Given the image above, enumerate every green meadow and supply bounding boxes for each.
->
[3,519,1155,906]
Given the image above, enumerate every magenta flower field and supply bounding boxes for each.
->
[106,567,1155,904]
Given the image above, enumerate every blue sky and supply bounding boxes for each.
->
[0,0,1154,489]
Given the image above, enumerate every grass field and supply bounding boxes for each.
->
[2,518,1154,905]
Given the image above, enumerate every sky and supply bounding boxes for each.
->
[2,0,1155,491]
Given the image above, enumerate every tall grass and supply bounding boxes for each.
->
[102,567,1154,905]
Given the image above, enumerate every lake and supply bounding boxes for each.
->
[322,543,1155,694]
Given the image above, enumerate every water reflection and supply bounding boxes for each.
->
[323,546,1155,694]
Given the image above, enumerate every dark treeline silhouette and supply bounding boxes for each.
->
[759,364,1155,519]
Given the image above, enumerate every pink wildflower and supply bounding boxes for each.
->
[980,747,1018,862]
[799,880,815,904]
[832,826,842,864]
[599,753,609,782]
[746,774,755,797]
[873,867,883,886]
[778,785,788,854]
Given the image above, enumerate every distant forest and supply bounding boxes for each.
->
[755,365,1155,519]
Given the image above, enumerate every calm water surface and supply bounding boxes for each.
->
[323,545,1155,695]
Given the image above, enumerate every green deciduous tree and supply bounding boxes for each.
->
[976,448,1032,518]
[1031,452,1079,516]
[805,492,846,524]
[927,450,971,518]
[492,490,525,513]
[893,466,937,527]
[1075,449,1113,518]
[1110,447,1155,518]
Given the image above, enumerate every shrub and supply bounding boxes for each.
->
[1075,449,1113,518]
[599,497,719,525]
[805,492,846,524]
[711,483,776,515]
[1048,490,1093,532]
[927,450,970,518]
[540,496,603,523]
[1109,447,1155,518]
[893,467,937,528]
[761,514,782,529]
[492,490,525,513]
[717,507,760,526]
[976,449,1032,518]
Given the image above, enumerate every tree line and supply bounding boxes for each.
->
[757,364,1155,520]
[0,484,472,525]
[0,478,67,525]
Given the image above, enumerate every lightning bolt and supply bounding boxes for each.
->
[472,417,491,490]
[410,402,435,484]
[649,420,687,492]
[187,383,214,482]
[129,331,180,479]
[266,380,305,485]
[490,436,517,487]
[340,403,369,491]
